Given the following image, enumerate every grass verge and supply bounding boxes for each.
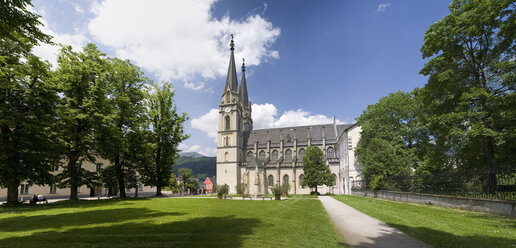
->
[332,195,515,248]
[0,197,344,248]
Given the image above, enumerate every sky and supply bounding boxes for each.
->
[31,0,452,156]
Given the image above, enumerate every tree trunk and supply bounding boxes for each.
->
[68,157,78,201]
[6,179,20,206]
[484,135,497,194]
[156,185,162,196]
[115,155,126,198]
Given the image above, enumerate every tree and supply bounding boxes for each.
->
[301,146,333,194]
[54,44,110,200]
[0,0,52,49]
[140,82,189,196]
[355,91,425,190]
[168,173,179,192]
[419,0,515,193]
[96,58,149,198]
[0,37,58,205]
[178,168,198,192]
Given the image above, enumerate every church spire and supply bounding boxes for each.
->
[222,35,238,96]
[240,58,249,108]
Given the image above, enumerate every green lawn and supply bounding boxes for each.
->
[332,195,516,248]
[0,198,343,248]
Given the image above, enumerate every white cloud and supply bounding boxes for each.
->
[191,108,219,142]
[191,103,345,141]
[32,16,88,68]
[88,0,281,83]
[376,3,391,12]
[179,144,216,156]
[184,82,205,91]
[73,3,84,13]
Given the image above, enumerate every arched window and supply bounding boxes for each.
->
[226,92,230,103]
[247,151,253,161]
[326,147,334,159]
[268,175,274,186]
[285,149,292,161]
[225,116,230,130]
[299,174,304,185]
[271,150,278,161]
[333,174,337,186]
[259,150,266,161]
[283,174,289,185]
[298,148,306,161]
[225,152,228,162]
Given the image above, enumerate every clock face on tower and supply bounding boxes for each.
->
[225,107,231,113]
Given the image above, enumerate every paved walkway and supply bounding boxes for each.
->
[319,196,430,248]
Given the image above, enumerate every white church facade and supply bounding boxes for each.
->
[216,38,362,195]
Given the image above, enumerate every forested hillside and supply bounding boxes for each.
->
[175,152,216,179]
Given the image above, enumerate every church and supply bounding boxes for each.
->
[216,38,362,195]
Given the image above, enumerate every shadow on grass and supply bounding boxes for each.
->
[0,207,184,233]
[0,197,151,213]
[350,222,515,248]
[0,215,261,248]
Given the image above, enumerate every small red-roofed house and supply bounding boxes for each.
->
[204,177,213,193]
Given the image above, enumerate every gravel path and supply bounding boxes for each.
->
[319,196,430,248]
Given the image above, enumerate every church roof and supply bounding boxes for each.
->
[245,123,353,147]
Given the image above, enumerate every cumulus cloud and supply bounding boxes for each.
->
[179,144,216,156]
[88,0,280,82]
[376,3,391,12]
[184,82,205,91]
[191,103,344,141]
[191,108,219,142]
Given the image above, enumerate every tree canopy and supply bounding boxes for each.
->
[301,146,334,193]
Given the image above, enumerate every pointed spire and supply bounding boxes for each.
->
[222,34,238,96]
[240,58,249,108]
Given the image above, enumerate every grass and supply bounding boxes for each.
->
[0,197,344,248]
[287,194,318,198]
[332,195,516,248]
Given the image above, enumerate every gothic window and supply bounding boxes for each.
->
[247,151,253,161]
[268,175,274,186]
[326,147,334,159]
[259,150,266,161]
[226,92,230,103]
[225,152,228,162]
[285,149,292,161]
[271,150,278,161]
[225,116,230,130]
[298,148,306,161]
[299,174,304,185]
[283,174,289,185]
[225,136,231,147]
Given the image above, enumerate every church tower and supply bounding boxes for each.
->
[216,37,251,193]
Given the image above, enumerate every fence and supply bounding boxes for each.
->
[352,167,516,201]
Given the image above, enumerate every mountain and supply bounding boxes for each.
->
[175,152,216,179]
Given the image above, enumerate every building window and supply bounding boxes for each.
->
[225,116,230,130]
[348,137,353,150]
[247,151,253,161]
[224,136,231,147]
[298,148,305,161]
[283,174,289,185]
[333,174,337,186]
[20,184,30,195]
[299,174,304,185]
[259,150,266,161]
[268,175,274,186]
[49,185,58,194]
[285,149,292,161]
[326,147,334,159]
[225,152,229,162]
[226,92,230,103]
[271,150,278,161]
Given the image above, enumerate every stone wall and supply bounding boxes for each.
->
[352,190,515,217]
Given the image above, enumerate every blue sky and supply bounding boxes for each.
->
[31,0,452,156]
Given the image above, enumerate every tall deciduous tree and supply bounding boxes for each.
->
[0,37,58,205]
[96,58,149,198]
[140,82,189,196]
[54,44,110,200]
[301,146,333,194]
[419,0,515,193]
[355,91,425,190]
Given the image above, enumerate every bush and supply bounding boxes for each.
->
[310,191,320,195]
[216,184,229,199]
[281,184,291,197]
[235,183,246,196]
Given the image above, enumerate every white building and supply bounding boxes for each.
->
[216,38,362,195]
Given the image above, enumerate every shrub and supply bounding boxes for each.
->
[235,183,246,196]
[216,184,229,199]
[281,184,291,197]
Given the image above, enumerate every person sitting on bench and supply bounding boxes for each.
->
[37,194,48,204]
